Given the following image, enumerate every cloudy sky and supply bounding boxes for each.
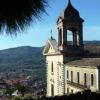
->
[0,0,100,50]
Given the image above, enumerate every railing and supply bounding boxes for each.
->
[67,80,90,90]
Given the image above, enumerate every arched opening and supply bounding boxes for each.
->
[67,30,73,45]
[67,27,78,46]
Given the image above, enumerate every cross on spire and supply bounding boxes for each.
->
[50,30,53,39]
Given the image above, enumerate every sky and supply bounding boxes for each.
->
[0,0,100,50]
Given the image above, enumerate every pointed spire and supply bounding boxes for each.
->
[68,0,71,4]
[66,0,72,9]
[68,0,72,6]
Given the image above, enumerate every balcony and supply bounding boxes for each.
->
[67,80,90,90]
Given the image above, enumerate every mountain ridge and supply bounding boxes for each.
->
[0,41,100,78]
[0,46,45,78]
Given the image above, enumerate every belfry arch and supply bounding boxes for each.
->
[67,29,73,45]
[67,27,79,46]
[57,0,84,54]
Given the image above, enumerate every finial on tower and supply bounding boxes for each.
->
[68,0,71,5]
[50,30,53,40]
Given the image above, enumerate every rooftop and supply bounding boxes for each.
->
[65,45,100,68]
[66,58,100,68]
[58,0,83,22]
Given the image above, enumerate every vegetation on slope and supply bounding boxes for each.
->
[0,46,46,78]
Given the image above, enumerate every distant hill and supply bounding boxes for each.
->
[0,41,100,79]
[0,46,46,79]
[84,41,100,45]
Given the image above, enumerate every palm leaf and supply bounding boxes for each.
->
[0,0,47,35]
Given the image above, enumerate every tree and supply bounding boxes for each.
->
[5,87,15,96]
[0,0,47,34]
[11,96,22,100]
[22,94,37,100]
[15,83,26,97]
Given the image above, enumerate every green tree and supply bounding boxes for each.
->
[11,96,22,100]
[23,94,37,100]
[5,87,15,96]
[15,83,26,97]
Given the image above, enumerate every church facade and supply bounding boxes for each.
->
[43,0,100,97]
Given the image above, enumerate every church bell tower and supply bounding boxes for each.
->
[43,0,85,97]
[57,0,84,55]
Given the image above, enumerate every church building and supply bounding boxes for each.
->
[43,0,100,96]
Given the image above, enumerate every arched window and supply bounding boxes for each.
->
[71,89,73,94]
[84,73,87,86]
[71,71,73,82]
[51,84,54,96]
[91,74,94,86]
[77,72,80,84]
[51,62,53,72]
[67,88,69,94]
[67,70,69,79]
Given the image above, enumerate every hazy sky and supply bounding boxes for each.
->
[0,0,100,50]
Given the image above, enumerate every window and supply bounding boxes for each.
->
[51,62,53,73]
[77,72,80,84]
[71,89,73,94]
[67,88,69,94]
[51,84,54,96]
[67,70,69,79]
[84,73,87,86]
[71,71,73,82]
[91,74,94,86]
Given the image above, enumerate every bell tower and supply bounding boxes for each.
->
[57,0,84,55]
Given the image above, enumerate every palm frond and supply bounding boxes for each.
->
[0,0,47,35]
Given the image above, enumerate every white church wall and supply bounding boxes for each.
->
[97,69,100,91]
[46,55,64,96]
[65,66,98,93]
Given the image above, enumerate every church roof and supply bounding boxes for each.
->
[66,58,100,68]
[48,37,58,52]
[60,0,80,19]
[65,0,80,17]
[43,37,58,55]
[57,0,84,23]
[65,45,100,68]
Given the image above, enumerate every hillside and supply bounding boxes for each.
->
[0,46,46,79]
[0,41,100,79]
[84,41,100,46]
